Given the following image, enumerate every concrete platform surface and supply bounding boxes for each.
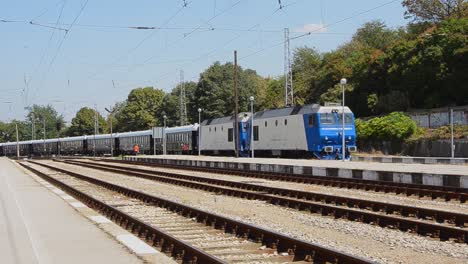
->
[138,155,468,176]
[0,158,143,264]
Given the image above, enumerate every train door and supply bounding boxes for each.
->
[303,113,320,153]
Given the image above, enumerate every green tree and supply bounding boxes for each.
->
[158,81,198,127]
[26,105,65,139]
[259,78,284,110]
[194,62,263,119]
[352,20,403,50]
[292,46,323,104]
[0,120,30,142]
[108,101,126,132]
[402,0,468,22]
[116,87,165,131]
[381,18,468,108]
[67,107,108,136]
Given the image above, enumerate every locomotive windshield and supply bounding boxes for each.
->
[320,113,334,124]
[336,113,354,124]
[319,113,353,124]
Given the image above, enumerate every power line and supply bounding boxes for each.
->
[240,0,399,61]
[87,1,190,79]
[130,0,298,90]
[137,0,244,67]
[29,0,66,22]
[26,0,67,106]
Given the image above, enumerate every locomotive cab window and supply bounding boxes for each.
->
[284,119,287,126]
[320,113,334,124]
[228,128,233,142]
[336,113,354,124]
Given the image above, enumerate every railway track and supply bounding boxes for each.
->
[57,159,468,243]
[101,158,468,203]
[20,160,372,264]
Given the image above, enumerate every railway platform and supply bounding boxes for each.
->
[123,155,468,188]
[0,157,171,264]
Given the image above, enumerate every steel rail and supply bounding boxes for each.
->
[19,162,224,264]
[60,159,468,243]
[103,158,468,202]
[26,160,372,264]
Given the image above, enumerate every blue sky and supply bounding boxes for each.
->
[1,0,407,122]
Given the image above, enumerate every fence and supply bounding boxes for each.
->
[407,105,468,128]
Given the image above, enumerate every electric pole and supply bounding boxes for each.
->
[94,104,97,157]
[15,123,19,158]
[284,28,293,107]
[234,50,239,158]
[105,106,114,156]
[43,118,46,153]
[31,112,35,140]
[179,69,187,126]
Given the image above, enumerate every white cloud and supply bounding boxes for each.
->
[296,23,327,33]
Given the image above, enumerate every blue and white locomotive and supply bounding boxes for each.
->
[200,104,357,159]
[0,104,356,160]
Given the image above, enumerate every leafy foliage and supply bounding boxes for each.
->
[25,105,65,139]
[115,87,165,131]
[356,112,418,141]
[67,107,108,136]
[0,120,30,142]
[194,62,264,119]
[402,0,468,22]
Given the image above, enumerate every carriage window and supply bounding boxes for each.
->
[336,113,354,124]
[284,119,287,126]
[215,127,217,132]
[228,128,233,142]
[320,113,334,124]
[275,120,278,126]
[253,126,259,141]
[221,126,223,131]
[209,127,211,132]
[264,121,267,127]
[308,115,316,127]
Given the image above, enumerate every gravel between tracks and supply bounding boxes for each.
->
[26,162,287,263]
[44,160,468,264]
[90,159,468,214]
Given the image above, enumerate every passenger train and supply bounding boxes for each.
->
[0,104,357,160]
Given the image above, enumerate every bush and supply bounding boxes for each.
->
[356,112,417,141]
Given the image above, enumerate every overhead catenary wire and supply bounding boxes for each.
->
[139,0,301,87]
[31,0,89,101]
[138,0,244,66]
[25,0,67,107]
[240,0,399,61]
[86,1,190,80]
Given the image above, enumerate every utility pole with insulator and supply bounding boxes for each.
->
[179,69,187,126]
[284,28,293,107]
[234,50,239,158]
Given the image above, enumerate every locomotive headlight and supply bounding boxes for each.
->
[325,136,328,141]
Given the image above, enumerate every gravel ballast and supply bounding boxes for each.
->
[43,160,468,264]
